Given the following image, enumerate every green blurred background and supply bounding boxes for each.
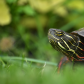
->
[0,0,84,84]
[0,0,84,63]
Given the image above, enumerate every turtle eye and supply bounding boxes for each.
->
[56,31,64,36]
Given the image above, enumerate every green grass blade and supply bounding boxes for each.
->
[1,56,57,66]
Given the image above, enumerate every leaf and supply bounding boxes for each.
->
[6,0,17,4]
[23,5,36,16]
[0,0,11,25]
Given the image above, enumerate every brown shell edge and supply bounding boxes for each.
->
[71,28,84,37]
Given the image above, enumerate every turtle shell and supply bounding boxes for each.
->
[71,28,84,37]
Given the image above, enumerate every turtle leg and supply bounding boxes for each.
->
[57,56,70,73]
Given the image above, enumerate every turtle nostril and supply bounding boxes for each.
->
[49,30,54,35]
[49,29,56,34]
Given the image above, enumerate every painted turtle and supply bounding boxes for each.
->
[48,28,84,71]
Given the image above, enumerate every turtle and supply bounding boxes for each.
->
[48,28,84,72]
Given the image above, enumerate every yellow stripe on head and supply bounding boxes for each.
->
[61,38,76,54]
[58,42,67,50]
[65,34,76,43]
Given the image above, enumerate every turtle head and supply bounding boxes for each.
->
[48,28,79,58]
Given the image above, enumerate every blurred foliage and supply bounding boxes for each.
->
[0,0,84,63]
[0,0,11,25]
[0,0,84,83]
[0,61,84,84]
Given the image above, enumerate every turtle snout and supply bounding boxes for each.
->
[48,28,56,35]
